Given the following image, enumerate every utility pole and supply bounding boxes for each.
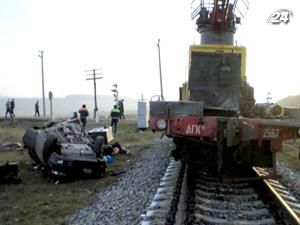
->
[38,50,46,117]
[157,39,164,101]
[85,69,103,119]
[49,91,53,120]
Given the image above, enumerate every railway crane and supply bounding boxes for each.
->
[150,0,300,177]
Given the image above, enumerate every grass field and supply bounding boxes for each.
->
[0,119,160,225]
[278,141,300,171]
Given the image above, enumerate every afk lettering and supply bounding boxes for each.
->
[186,125,205,135]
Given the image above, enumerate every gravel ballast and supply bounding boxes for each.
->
[66,138,173,225]
[66,137,300,225]
[277,160,300,200]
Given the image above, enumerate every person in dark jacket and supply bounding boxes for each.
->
[34,100,40,117]
[110,105,120,134]
[78,104,89,134]
[10,99,15,119]
[118,99,125,119]
[4,99,10,119]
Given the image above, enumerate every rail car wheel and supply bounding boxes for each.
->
[171,143,183,161]
[172,139,190,161]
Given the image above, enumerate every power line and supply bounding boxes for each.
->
[85,68,103,119]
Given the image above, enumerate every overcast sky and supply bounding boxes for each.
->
[0,0,299,103]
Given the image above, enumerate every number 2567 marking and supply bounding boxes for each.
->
[263,129,279,138]
[267,9,293,25]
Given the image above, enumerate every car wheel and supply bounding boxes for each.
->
[43,134,59,163]
[23,129,41,163]
[23,128,37,151]
[93,136,105,157]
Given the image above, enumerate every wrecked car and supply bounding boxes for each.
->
[23,118,107,179]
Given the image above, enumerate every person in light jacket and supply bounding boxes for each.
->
[110,105,120,134]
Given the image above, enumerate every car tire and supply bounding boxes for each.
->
[43,134,59,163]
[23,129,41,163]
[23,128,37,151]
[93,136,105,157]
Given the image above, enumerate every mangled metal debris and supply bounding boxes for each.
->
[88,127,114,144]
[0,142,23,152]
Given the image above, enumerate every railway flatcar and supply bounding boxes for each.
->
[150,0,300,176]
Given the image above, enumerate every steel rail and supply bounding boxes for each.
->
[253,167,300,225]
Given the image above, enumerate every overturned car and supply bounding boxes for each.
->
[23,118,107,179]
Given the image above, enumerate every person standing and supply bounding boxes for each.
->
[78,104,89,134]
[4,99,10,119]
[34,100,40,117]
[110,105,120,134]
[118,99,125,119]
[10,98,15,119]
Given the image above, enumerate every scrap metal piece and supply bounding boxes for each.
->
[0,142,23,151]
[0,162,21,184]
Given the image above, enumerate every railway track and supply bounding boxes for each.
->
[141,161,300,225]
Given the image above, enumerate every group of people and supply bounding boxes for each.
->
[4,99,41,120]
[4,99,15,120]
[4,98,126,133]
[77,99,126,135]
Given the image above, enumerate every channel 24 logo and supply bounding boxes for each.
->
[267,9,293,25]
